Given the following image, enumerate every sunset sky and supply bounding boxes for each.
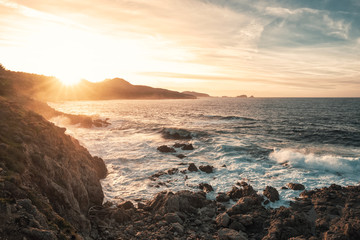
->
[0,0,359,97]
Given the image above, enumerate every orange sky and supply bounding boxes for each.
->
[0,0,359,97]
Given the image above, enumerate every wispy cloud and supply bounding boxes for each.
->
[0,0,359,96]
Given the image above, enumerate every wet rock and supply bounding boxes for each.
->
[216,192,230,202]
[173,143,186,148]
[227,183,257,201]
[199,183,214,193]
[181,144,194,150]
[216,213,230,227]
[218,228,248,240]
[199,165,214,173]
[188,163,198,172]
[157,145,176,153]
[263,186,280,202]
[288,183,305,190]
[281,186,288,190]
[167,168,178,175]
[161,128,192,140]
[176,154,186,159]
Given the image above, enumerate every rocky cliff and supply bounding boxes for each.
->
[0,98,107,239]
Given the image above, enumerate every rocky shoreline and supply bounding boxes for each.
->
[1,98,360,239]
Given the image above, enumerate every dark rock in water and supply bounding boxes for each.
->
[281,186,288,190]
[118,201,134,210]
[199,183,214,193]
[216,193,230,202]
[181,144,194,150]
[173,143,186,148]
[157,145,176,153]
[263,186,280,202]
[176,154,186,159]
[222,164,227,168]
[288,183,305,190]
[167,168,178,175]
[161,128,192,140]
[188,163,198,172]
[227,182,257,201]
[199,165,214,173]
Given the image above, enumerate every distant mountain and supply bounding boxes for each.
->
[236,95,247,98]
[0,67,196,101]
[182,91,211,98]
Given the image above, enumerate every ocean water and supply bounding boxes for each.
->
[49,98,360,207]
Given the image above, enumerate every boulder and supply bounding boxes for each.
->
[288,183,305,190]
[199,183,214,193]
[146,190,207,215]
[157,145,176,153]
[182,144,194,150]
[263,186,280,202]
[188,163,198,172]
[199,165,214,173]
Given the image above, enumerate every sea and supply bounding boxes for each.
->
[49,98,360,207]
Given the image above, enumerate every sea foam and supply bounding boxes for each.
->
[270,148,360,174]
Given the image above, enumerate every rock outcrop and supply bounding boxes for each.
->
[0,98,107,239]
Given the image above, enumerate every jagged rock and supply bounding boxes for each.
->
[199,165,214,173]
[157,145,176,153]
[218,228,248,240]
[288,183,305,190]
[216,192,230,202]
[263,186,280,202]
[227,183,257,201]
[181,144,194,150]
[199,183,214,193]
[22,227,57,240]
[216,213,230,227]
[164,212,183,224]
[188,163,198,172]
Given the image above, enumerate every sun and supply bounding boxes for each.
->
[57,74,82,86]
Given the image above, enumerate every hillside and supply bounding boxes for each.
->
[0,66,196,101]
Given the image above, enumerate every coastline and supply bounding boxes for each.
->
[0,98,359,239]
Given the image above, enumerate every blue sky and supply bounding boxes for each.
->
[0,0,359,96]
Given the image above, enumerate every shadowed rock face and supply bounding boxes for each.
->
[0,99,107,238]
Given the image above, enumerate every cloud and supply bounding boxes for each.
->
[0,0,359,96]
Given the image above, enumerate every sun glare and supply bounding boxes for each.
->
[57,74,81,86]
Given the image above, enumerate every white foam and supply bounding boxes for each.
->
[270,148,360,174]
